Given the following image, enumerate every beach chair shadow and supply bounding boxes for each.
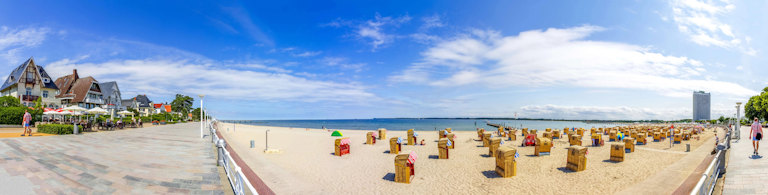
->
[750,154,762,159]
[476,145,485,148]
[382,173,396,181]
[428,155,439,159]
[479,154,491,158]
[383,150,391,154]
[602,159,621,163]
[329,152,336,156]
[525,154,537,157]
[557,167,574,173]
[481,170,501,179]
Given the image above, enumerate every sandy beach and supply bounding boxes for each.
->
[218,123,723,194]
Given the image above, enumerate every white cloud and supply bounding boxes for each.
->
[410,33,442,44]
[293,51,322,57]
[419,15,444,31]
[390,25,756,98]
[0,26,50,62]
[270,47,322,57]
[670,0,754,55]
[409,15,446,44]
[320,57,366,72]
[520,104,738,120]
[326,13,411,51]
[520,104,691,120]
[220,6,274,46]
[45,58,373,102]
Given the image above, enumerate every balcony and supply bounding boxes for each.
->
[24,78,35,85]
[84,97,104,104]
[22,95,39,102]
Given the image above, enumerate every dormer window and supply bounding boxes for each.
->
[42,78,49,83]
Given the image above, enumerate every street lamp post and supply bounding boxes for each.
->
[736,102,742,139]
[199,94,205,138]
[736,102,742,125]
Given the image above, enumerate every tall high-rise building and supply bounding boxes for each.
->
[693,91,711,121]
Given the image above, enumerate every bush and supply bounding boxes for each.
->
[37,124,83,135]
[0,107,26,124]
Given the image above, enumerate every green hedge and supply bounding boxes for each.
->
[0,107,26,125]
[37,124,83,135]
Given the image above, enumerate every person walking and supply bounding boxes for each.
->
[21,110,31,136]
[750,117,763,156]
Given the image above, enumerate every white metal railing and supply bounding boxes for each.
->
[690,125,729,195]
[208,119,258,195]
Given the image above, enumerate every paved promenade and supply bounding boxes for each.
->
[723,126,768,194]
[0,123,225,194]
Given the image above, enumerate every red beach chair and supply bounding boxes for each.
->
[407,151,417,176]
[335,138,351,156]
[522,134,536,147]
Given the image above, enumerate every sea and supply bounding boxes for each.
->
[226,118,627,131]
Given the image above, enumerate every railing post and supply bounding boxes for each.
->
[216,139,226,166]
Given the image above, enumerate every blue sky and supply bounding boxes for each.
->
[0,0,765,120]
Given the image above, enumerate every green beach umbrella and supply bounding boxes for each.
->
[331,130,343,137]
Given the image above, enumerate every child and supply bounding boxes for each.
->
[420,139,425,145]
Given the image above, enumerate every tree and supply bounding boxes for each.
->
[0,96,23,107]
[28,98,43,123]
[191,107,201,121]
[744,88,768,122]
[746,95,758,120]
[127,108,139,116]
[171,94,194,117]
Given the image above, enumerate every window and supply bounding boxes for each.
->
[25,88,31,96]
[42,78,49,83]
[42,91,48,98]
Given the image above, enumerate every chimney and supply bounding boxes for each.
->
[72,69,79,80]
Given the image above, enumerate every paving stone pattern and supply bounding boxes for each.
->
[723,126,768,195]
[0,123,225,194]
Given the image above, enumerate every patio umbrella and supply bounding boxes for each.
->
[58,110,72,115]
[87,107,108,114]
[62,105,87,112]
[117,110,134,115]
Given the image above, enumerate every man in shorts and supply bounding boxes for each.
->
[750,117,763,155]
[21,110,31,136]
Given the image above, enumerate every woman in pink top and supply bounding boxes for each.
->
[750,118,763,155]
